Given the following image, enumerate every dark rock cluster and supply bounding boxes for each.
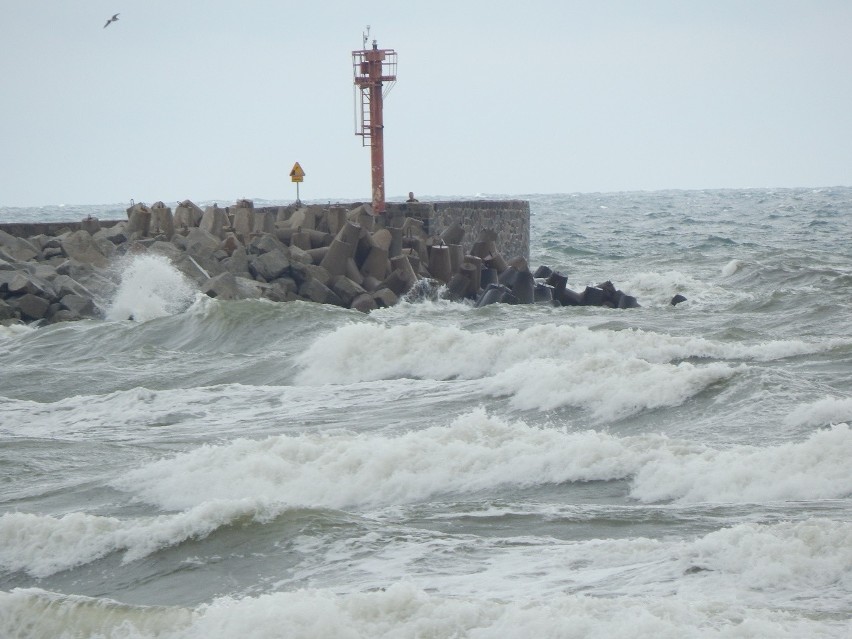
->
[0,199,641,325]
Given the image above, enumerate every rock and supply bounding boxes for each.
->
[52,274,93,299]
[671,294,687,306]
[534,265,553,279]
[184,228,222,258]
[330,275,368,307]
[372,288,398,308]
[263,279,298,302]
[96,222,129,245]
[581,286,606,306]
[249,233,287,255]
[12,293,51,321]
[350,292,378,313]
[378,269,412,297]
[299,278,343,306]
[304,247,329,264]
[475,283,511,308]
[0,229,38,261]
[288,244,313,266]
[60,294,97,318]
[617,293,640,309]
[224,246,250,276]
[0,269,54,299]
[250,249,291,281]
[0,298,16,321]
[200,272,262,300]
[148,241,185,262]
[290,262,331,288]
[61,230,109,268]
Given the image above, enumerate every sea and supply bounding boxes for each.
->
[0,188,850,638]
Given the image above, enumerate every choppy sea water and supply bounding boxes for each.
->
[1,189,850,638]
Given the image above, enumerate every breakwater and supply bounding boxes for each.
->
[0,198,641,325]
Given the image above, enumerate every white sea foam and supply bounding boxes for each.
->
[0,322,35,340]
[5,417,849,579]
[2,579,847,639]
[105,254,196,322]
[784,396,852,428]
[683,519,852,602]
[113,411,851,512]
[722,259,744,277]
[112,409,655,511]
[484,355,739,418]
[288,517,851,611]
[0,499,277,578]
[619,270,706,305]
[294,322,838,387]
[630,423,852,503]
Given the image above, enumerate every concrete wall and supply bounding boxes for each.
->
[1,199,531,261]
[386,200,531,261]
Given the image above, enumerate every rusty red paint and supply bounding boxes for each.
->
[353,42,397,215]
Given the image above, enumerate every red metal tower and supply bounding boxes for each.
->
[353,35,397,215]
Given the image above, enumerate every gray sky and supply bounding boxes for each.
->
[2,0,850,206]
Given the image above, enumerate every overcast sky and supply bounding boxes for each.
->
[2,0,850,206]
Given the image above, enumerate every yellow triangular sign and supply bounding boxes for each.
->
[290,162,305,182]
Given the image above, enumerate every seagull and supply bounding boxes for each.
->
[103,13,119,29]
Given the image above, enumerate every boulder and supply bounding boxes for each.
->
[299,278,343,306]
[52,274,93,299]
[372,288,399,308]
[0,229,38,261]
[0,298,16,321]
[96,221,129,245]
[290,261,331,288]
[0,269,54,299]
[330,275,368,307]
[288,244,313,266]
[350,292,378,313]
[249,233,287,255]
[61,230,109,268]
[201,272,257,300]
[184,228,221,258]
[60,294,97,318]
[224,246,250,276]
[250,249,291,281]
[12,293,50,321]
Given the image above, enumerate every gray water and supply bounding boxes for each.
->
[1,189,850,638]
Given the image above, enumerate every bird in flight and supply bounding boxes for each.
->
[103,13,119,29]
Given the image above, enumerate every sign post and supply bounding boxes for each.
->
[289,162,305,205]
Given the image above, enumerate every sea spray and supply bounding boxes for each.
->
[105,254,197,322]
